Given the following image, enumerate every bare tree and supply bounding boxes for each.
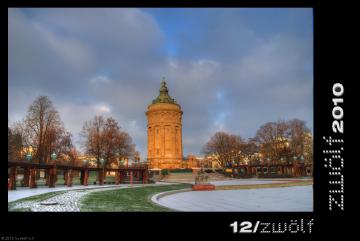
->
[67,147,79,166]
[103,117,122,167]
[81,115,137,168]
[254,119,312,164]
[202,131,245,168]
[242,138,260,164]
[116,131,136,161]
[55,131,75,164]
[288,119,311,159]
[81,115,105,168]
[20,96,65,163]
[8,127,22,161]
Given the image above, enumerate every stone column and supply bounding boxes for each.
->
[22,167,30,187]
[67,169,73,187]
[80,170,84,185]
[45,169,50,186]
[142,170,148,184]
[64,170,68,186]
[49,166,57,188]
[83,169,89,186]
[8,166,17,190]
[98,170,104,185]
[115,171,120,185]
[29,168,37,188]
[130,171,133,185]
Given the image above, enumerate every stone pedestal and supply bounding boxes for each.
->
[192,184,215,191]
[192,169,215,191]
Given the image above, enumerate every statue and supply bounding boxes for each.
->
[192,167,215,191]
[195,168,209,184]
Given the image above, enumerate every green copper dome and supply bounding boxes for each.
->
[152,77,178,105]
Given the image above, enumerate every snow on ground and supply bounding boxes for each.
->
[8,185,122,202]
[8,182,174,203]
[155,185,313,212]
[210,179,287,186]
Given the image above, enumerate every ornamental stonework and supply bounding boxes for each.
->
[146,79,183,169]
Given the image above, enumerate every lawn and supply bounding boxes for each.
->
[79,184,192,212]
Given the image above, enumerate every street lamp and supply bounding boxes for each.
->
[51,151,57,163]
[51,151,57,160]
[83,159,88,166]
[24,145,32,161]
[25,153,32,161]
[99,158,105,184]
[100,158,105,166]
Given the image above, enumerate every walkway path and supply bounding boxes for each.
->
[8,184,123,202]
[9,186,129,211]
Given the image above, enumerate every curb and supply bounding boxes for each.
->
[150,188,192,210]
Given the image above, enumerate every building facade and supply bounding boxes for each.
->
[146,79,183,169]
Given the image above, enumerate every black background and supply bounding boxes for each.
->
[1,1,352,240]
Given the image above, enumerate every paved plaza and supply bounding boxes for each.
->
[154,185,313,212]
[209,178,308,186]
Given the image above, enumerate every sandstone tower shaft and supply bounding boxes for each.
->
[146,79,183,169]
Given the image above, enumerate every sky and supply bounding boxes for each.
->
[8,8,313,159]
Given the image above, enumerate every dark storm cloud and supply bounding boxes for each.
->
[8,8,313,158]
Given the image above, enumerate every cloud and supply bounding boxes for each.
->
[94,104,111,114]
[90,76,112,85]
[8,8,313,159]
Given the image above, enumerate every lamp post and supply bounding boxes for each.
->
[83,159,88,167]
[25,145,32,161]
[99,158,105,185]
[293,156,297,163]
[51,151,57,162]
[300,155,305,162]
[24,148,33,188]
[49,151,57,188]
[25,153,32,161]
